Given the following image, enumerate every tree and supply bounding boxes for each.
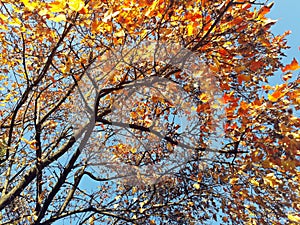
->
[0,0,299,224]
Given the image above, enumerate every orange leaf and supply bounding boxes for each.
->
[242,3,251,10]
[222,217,229,222]
[240,101,248,110]
[258,6,270,18]
[78,6,88,14]
[268,85,287,102]
[223,91,239,104]
[237,74,251,84]
[250,61,264,71]
[282,58,300,72]
[229,177,239,185]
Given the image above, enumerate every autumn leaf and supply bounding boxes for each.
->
[187,23,195,36]
[150,220,156,225]
[268,84,288,102]
[49,14,66,22]
[21,138,37,150]
[114,29,125,38]
[250,178,259,187]
[256,2,273,20]
[21,0,38,11]
[237,74,251,84]
[145,0,159,17]
[193,183,200,190]
[49,1,66,13]
[282,58,300,72]
[257,6,270,19]
[249,61,264,71]
[240,101,248,111]
[130,147,137,154]
[68,0,85,12]
[103,9,120,23]
[229,177,239,185]
[199,93,209,103]
[288,214,300,223]
[263,173,281,188]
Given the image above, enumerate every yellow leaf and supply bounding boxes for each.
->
[0,75,7,81]
[263,173,280,188]
[103,9,120,23]
[0,13,8,20]
[38,9,49,16]
[268,85,288,102]
[68,0,85,12]
[21,138,37,150]
[114,29,125,38]
[199,93,209,103]
[229,177,239,185]
[145,0,159,17]
[188,201,194,207]
[49,14,66,22]
[288,214,300,223]
[9,18,22,27]
[132,187,137,194]
[187,23,194,36]
[193,183,200,189]
[49,1,66,13]
[268,94,277,102]
[250,178,259,187]
[130,148,137,154]
[21,0,38,11]
[61,57,72,73]
[89,216,95,225]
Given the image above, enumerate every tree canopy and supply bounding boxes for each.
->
[0,0,299,224]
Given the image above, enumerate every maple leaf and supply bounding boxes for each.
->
[268,84,288,102]
[250,61,264,71]
[237,74,251,84]
[49,14,66,22]
[114,29,125,38]
[68,0,85,12]
[49,1,66,13]
[288,214,300,223]
[187,23,195,36]
[282,58,300,72]
[193,183,200,190]
[250,178,259,187]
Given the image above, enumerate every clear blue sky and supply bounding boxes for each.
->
[270,0,300,67]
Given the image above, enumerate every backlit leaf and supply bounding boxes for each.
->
[68,0,85,12]
[288,214,300,223]
[282,58,300,72]
[49,14,66,22]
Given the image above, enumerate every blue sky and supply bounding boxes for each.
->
[269,0,300,119]
[270,0,300,68]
